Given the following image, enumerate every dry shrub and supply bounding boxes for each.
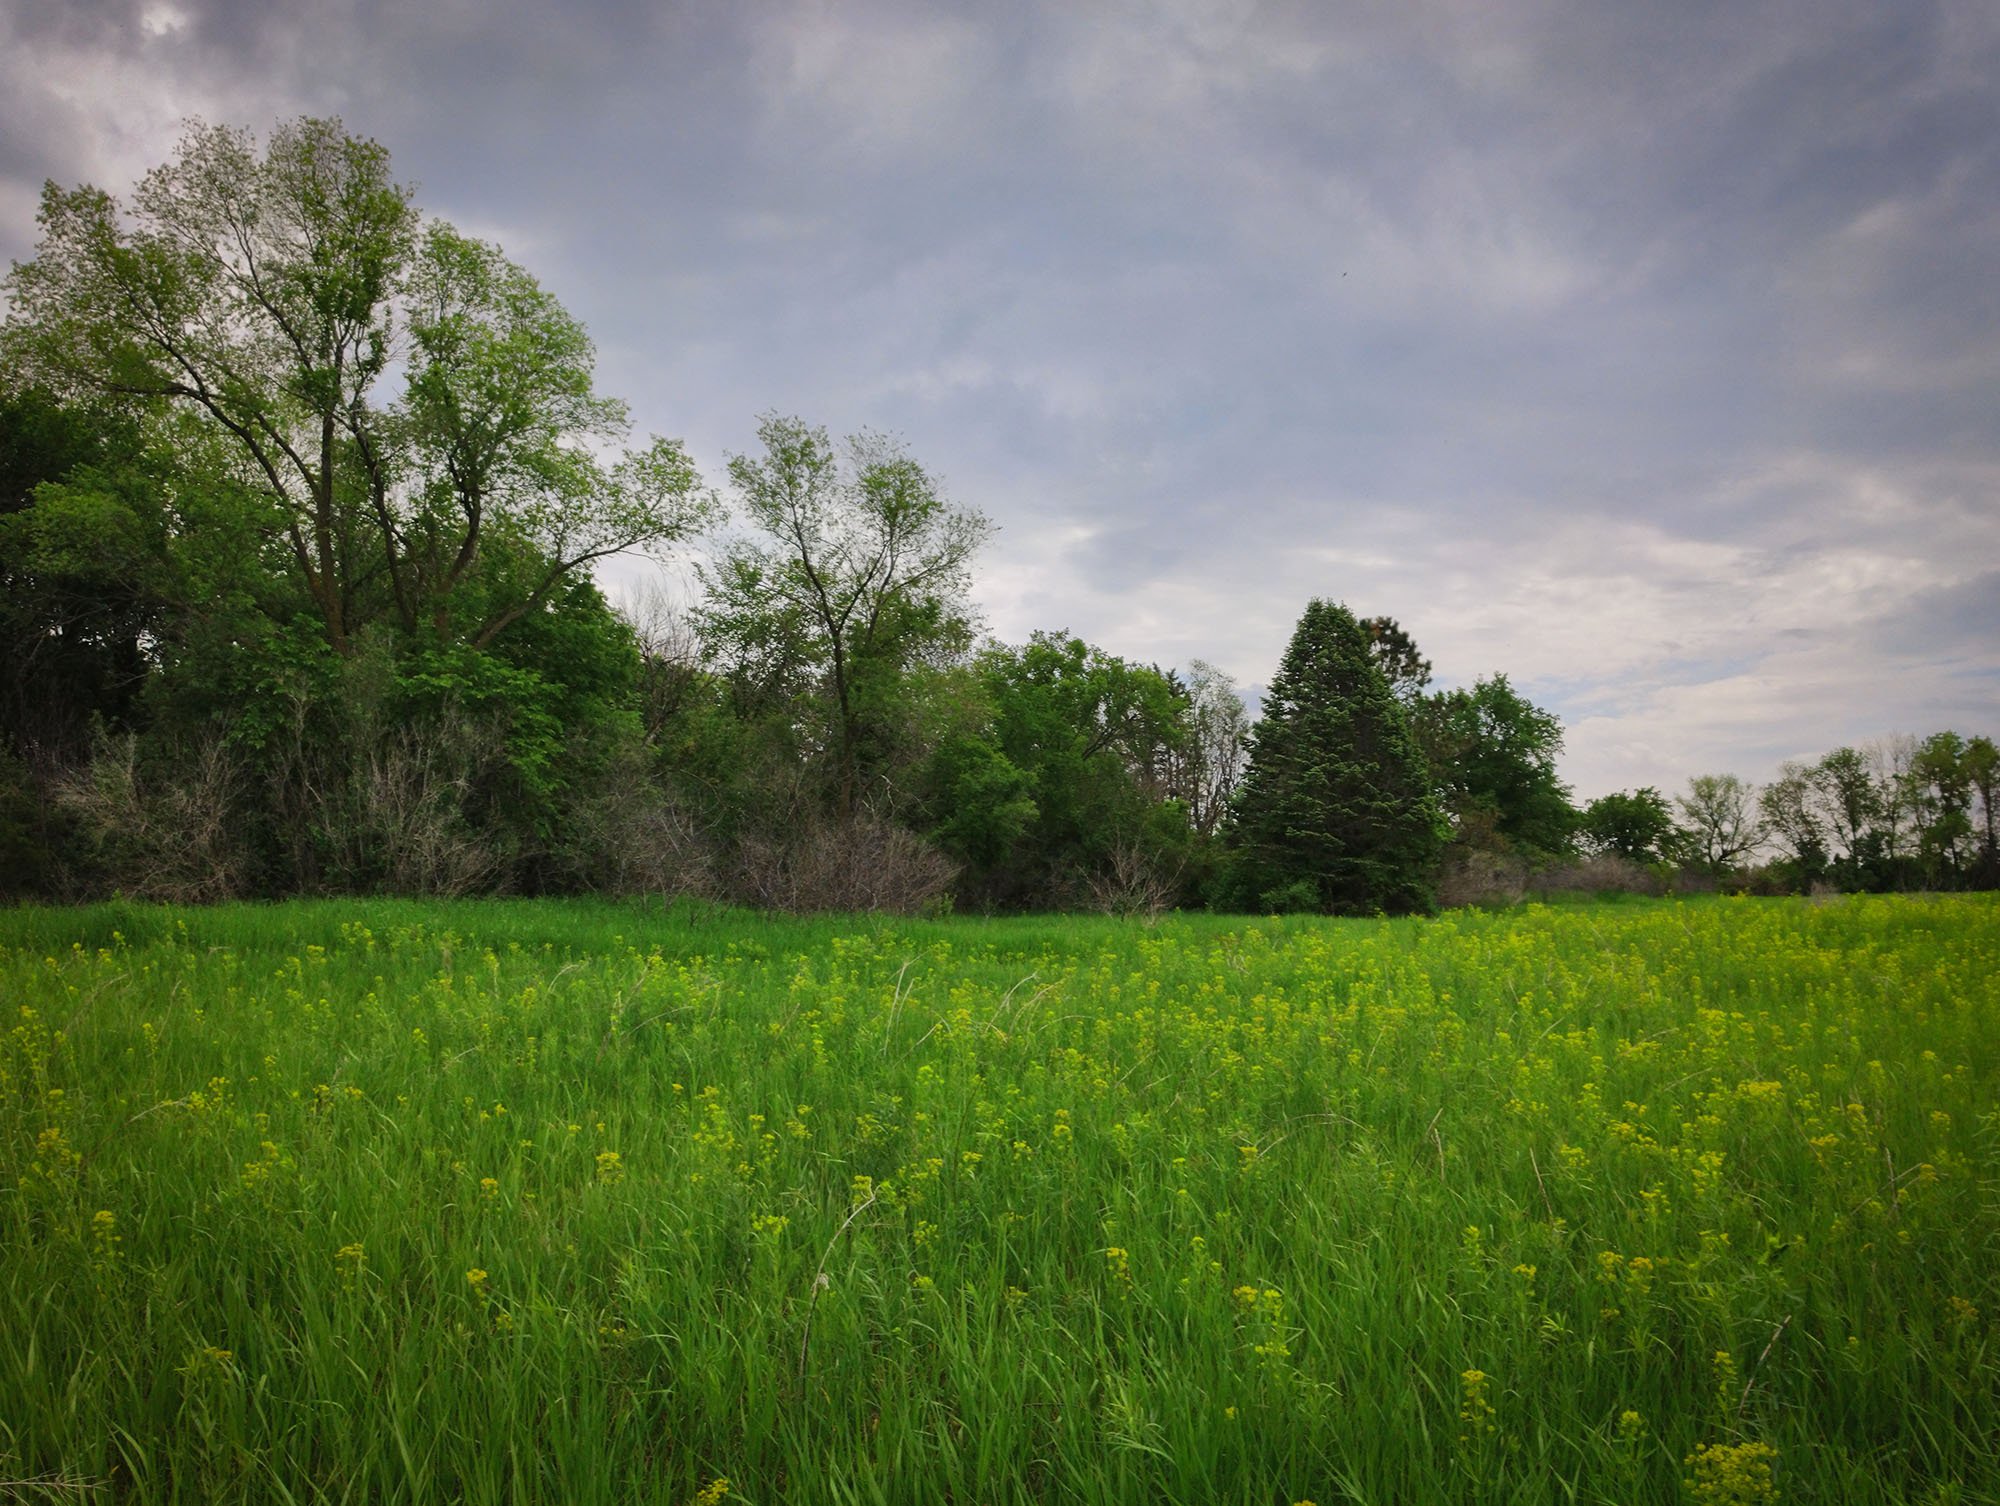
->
[258,685,515,896]
[1525,853,1665,900]
[56,732,248,903]
[1087,840,1182,919]
[735,810,956,915]
[562,750,717,899]
[347,718,510,897]
[1438,849,1529,909]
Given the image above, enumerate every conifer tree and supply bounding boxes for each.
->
[1229,599,1443,913]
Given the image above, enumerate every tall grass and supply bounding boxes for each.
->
[2,895,1995,1503]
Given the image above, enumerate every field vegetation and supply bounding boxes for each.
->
[4,894,1996,1503]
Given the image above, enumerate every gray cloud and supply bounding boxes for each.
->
[5,0,1996,797]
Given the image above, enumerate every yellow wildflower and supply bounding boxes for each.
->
[1683,1440,1778,1505]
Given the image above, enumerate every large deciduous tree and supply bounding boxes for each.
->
[699,414,989,823]
[1580,786,1677,865]
[3,118,707,658]
[1419,674,1577,858]
[1228,599,1442,914]
[1677,773,1761,870]
[2,118,709,897]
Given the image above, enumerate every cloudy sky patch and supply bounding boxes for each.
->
[4,0,1995,795]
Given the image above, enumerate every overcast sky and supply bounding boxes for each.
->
[4,0,1996,796]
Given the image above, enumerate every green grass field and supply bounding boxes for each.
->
[3,895,1996,1504]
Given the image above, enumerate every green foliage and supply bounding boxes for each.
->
[1420,673,1578,859]
[699,415,989,824]
[0,121,715,899]
[1582,787,1679,865]
[1910,731,1976,885]
[920,730,1038,872]
[8,114,1990,913]
[3,117,708,661]
[1967,736,2000,887]
[0,390,166,763]
[959,632,1191,907]
[1228,599,1443,914]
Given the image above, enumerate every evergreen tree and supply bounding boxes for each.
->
[1229,599,1443,913]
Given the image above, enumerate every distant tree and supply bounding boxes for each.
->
[956,632,1189,905]
[1909,731,1974,885]
[1163,658,1249,838]
[700,415,990,823]
[1676,774,1761,870]
[1808,747,1878,876]
[1966,735,1998,883]
[1228,599,1442,914]
[1580,787,1676,865]
[1865,736,1921,879]
[1760,762,1827,880]
[1419,675,1577,858]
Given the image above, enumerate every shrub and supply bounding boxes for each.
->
[734,809,957,915]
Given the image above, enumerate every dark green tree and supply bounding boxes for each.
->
[1419,675,1578,858]
[1580,787,1677,865]
[1909,731,1974,886]
[1359,615,1433,703]
[1227,599,1442,914]
[0,389,164,767]
[942,632,1189,907]
[1966,735,1998,886]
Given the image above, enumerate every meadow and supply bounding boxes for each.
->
[1,894,1995,1504]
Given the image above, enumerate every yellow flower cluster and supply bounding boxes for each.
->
[1684,1440,1779,1505]
[1457,1368,1497,1444]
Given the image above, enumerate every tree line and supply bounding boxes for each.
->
[3,119,1993,910]
[1578,738,2000,897]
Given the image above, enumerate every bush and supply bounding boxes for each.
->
[734,809,957,915]
[554,744,717,900]
[55,731,249,903]
[0,751,69,901]
[1086,839,1183,919]
[1258,878,1323,915]
[1522,854,1665,901]
[1437,849,1529,909]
